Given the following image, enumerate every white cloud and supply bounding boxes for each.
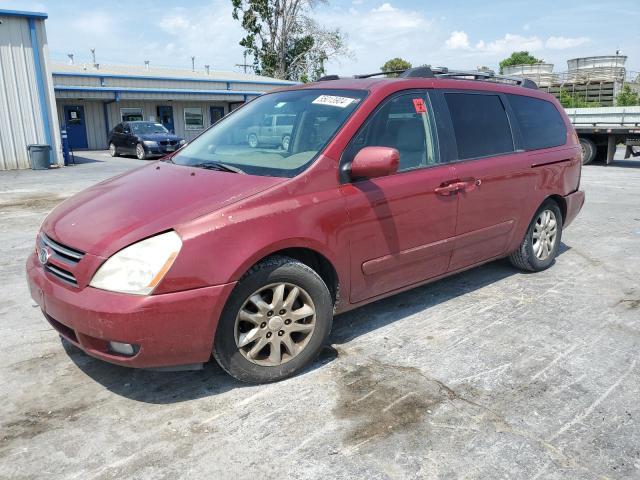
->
[372,3,398,13]
[445,31,471,50]
[318,3,437,74]
[545,36,590,50]
[444,31,589,55]
[70,12,116,36]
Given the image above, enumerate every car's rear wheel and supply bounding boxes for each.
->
[248,134,259,148]
[213,256,333,383]
[281,135,291,151]
[109,143,119,157]
[509,200,563,272]
[580,137,596,165]
[136,143,147,160]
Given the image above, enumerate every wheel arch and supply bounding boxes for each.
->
[546,194,567,223]
[231,242,341,308]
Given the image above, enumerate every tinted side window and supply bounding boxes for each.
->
[444,93,514,160]
[113,124,123,134]
[507,94,566,150]
[344,93,438,174]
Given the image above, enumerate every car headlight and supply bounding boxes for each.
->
[179,139,187,146]
[143,140,158,147]
[89,231,182,295]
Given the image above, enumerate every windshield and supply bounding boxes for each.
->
[172,89,367,177]
[131,122,169,134]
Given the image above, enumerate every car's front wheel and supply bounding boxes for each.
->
[509,200,563,272]
[248,134,259,148]
[213,256,333,383]
[109,143,119,157]
[281,135,291,151]
[136,143,147,160]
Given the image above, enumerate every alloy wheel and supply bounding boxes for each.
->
[234,282,316,366]
[532,209,558,260]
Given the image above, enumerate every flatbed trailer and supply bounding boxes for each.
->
[565,106,640,164]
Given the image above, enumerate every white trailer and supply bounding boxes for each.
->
[565,106,640,164]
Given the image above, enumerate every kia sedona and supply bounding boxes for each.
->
[108,121,186,160]
[27,66,585,383]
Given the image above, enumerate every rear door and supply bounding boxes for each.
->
[341,90,458,303]
[436,90,534,270]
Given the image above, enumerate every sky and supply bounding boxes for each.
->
[3,0,639,76]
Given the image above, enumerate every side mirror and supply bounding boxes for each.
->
[350,146,399,179]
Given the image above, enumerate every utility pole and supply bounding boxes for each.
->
[235,52,252,74]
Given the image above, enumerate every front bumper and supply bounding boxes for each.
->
[563,190,586,228]
[144,144,182,157]
[26,251,236,368]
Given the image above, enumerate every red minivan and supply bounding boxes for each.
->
[27,67,585,383]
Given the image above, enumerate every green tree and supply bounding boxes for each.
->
[231,0,349,82]
[499,51,542,74]
[558,88,600,108]
[616,84,640,106]
[380,57,412,77]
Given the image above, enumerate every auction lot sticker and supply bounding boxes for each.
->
[312,95,357,108]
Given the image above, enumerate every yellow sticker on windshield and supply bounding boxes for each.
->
[312,95,356,108]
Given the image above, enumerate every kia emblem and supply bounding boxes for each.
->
[38,247,50,265]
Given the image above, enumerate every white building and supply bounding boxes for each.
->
[0,9,62,169]
[52,63,296,150]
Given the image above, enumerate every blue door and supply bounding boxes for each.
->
[157,106,175,133]
[63,105,88,149]
[210,106,225,125]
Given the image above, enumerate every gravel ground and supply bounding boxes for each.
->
[1,150,639,479]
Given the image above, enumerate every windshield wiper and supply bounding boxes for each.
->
[191,161,245,174]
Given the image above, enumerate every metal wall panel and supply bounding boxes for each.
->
[0,14,61,170]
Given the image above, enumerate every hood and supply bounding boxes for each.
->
[42,163,285,256]
[137,132,182,141]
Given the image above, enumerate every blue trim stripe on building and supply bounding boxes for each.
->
[52,71,297,87]
[28,17,53,164]
[0,9,48,19]
[53,85,265,96]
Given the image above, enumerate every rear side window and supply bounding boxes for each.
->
[444,93,514,160]
[507,94,567,150]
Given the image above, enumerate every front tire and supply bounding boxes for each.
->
[109,143,119,157]
[509,200,563,272]
[213,256,333,383]
[281,135,291,151]
[136,143,147,160]
[248,134,259,148]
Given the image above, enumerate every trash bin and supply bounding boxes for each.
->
[27,144,51,170]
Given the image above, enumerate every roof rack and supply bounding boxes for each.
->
[317,65,538,89]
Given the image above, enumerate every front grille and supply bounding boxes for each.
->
[41,233,84,264]
[159,140,177,146]
[45,264,78,286]
[39,233,84,286]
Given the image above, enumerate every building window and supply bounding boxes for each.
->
[121,108,143,122]
[184,107,204,130]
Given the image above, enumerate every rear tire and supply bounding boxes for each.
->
[213,256,333,383]
[248,134,258,148]
[580,137,596,165]
[509,200,563,272]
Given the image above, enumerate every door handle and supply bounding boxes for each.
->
[435,182,465,195]
[435,179,481,196]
